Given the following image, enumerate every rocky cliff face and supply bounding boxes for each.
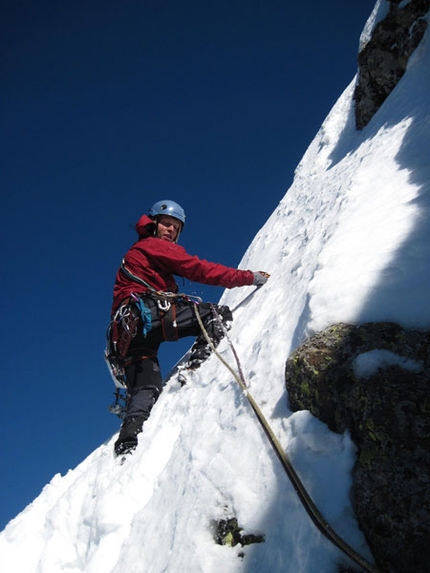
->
[285,322,430,573]
[354,0,429,129]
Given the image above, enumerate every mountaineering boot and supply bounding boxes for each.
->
[114,415,144,457]
[186,339,212,370]
[186,306,233,370]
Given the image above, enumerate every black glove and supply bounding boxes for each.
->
[252,271,270,287]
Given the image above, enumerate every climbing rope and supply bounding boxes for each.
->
[192,303,380,573]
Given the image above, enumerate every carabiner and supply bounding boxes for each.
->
[157,299,171,312]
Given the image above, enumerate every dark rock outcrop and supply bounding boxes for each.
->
[285,322,430,573]
[354,0,429,129]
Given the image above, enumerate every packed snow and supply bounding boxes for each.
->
[352,349,424,380]
[1,5,429,573]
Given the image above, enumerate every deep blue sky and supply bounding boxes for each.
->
[1,0,376,530]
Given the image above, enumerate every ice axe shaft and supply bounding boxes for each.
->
[231,272,270,313]
[231,285,261,313]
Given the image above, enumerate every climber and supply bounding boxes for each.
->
[108,199,269,457]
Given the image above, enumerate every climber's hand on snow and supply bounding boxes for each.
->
[252,271,270,287]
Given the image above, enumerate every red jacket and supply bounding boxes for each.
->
[112,214,254,311]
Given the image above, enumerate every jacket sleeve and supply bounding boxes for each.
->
[145,239,254,289]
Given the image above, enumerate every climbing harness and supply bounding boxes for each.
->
[192,303,380,573]
[119,259,202,341]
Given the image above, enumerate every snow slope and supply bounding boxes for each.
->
[1,5,429,573]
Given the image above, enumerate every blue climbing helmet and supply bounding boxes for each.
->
[148,200,186,227]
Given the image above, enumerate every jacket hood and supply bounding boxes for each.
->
[135,214,156,239]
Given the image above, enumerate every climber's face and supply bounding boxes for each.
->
[157,215,181,242]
